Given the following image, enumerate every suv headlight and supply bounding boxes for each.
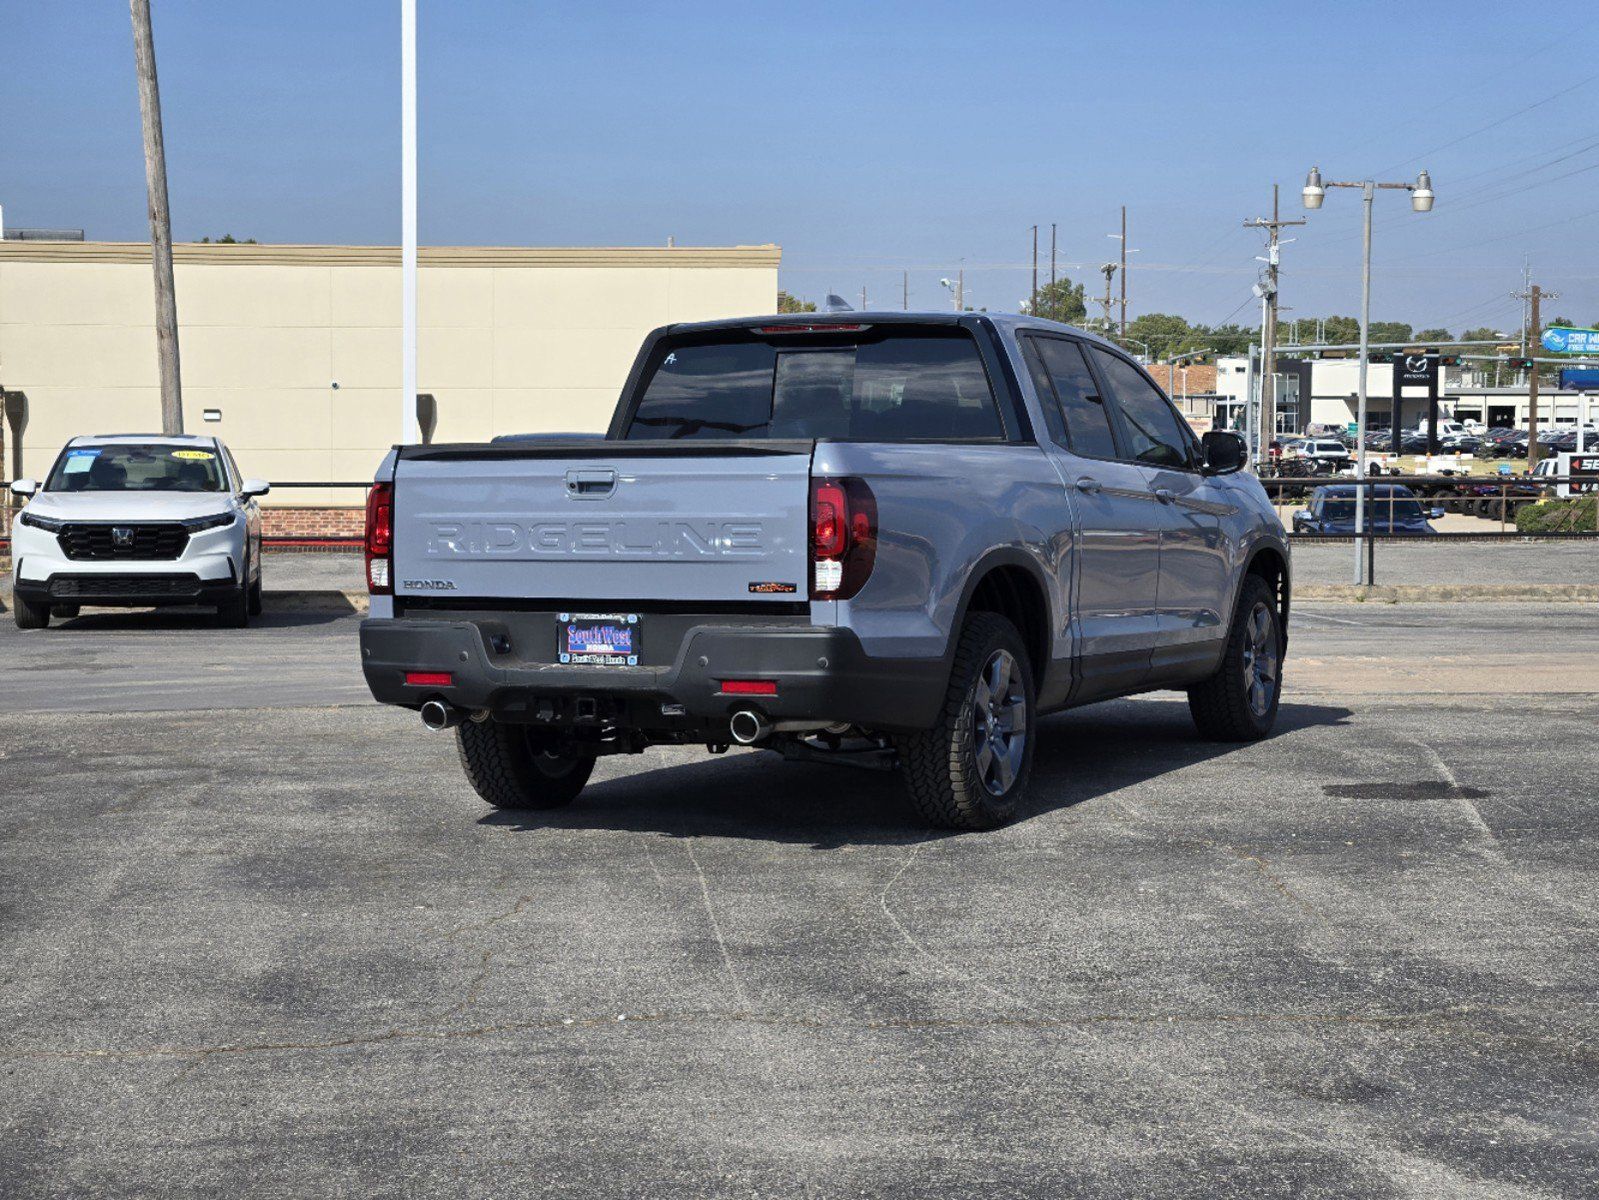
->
[181,511,238,533]
[17,510,66,533]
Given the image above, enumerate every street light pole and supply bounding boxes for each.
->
[1302,166,1434,586]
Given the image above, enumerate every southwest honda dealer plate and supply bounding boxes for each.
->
[557,612,640,666]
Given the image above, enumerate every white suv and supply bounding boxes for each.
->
[8,434,269,629]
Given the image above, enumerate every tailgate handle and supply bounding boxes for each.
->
[565,468,617,498]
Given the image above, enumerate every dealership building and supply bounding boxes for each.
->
[0,238,779,533]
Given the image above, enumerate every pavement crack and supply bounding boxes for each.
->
[683,839,750,1010]
[1183,838,1324,919]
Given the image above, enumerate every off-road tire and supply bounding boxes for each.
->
[897,612,1036,831]
[456,718,594,810]
[247,573,263,617]
[13,594,51,630]
[1188,575,1283,742]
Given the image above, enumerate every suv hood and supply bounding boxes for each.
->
[21,492,236,522]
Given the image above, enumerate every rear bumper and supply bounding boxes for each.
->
[14,572,241,608]
[359,616,947,733]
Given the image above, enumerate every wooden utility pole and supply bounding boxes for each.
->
[1030,224,1038,314]
[130,0,183,435]
[1243,185,1305,441]
[1518,283,1557,468]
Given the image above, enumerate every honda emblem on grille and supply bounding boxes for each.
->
[111,527,135,548]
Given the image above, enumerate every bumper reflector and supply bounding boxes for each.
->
[720,679,777,696]
[405,671,454,687]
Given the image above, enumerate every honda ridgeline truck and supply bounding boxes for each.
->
[359,314,1289,829]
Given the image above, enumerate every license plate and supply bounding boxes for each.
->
[557,612,639,666]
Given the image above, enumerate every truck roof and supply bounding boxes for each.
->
[656,310,1118,348]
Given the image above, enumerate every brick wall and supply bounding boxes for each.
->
[0,504,362,543]
[261,507,364,539]
[1144,363,1218,395]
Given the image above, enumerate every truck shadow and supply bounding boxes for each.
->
[478,699,1354,849]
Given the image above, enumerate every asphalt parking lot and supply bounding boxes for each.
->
[2,604,1597,1197]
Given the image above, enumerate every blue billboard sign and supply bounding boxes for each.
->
[1542,326,1599,355]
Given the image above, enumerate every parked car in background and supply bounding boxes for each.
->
[358,313,1292,830]
[8,434,269,629]
[1296,438,1353,472]
[1292,484,1442,535]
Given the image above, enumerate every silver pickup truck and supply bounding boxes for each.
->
[359,313,1289,829]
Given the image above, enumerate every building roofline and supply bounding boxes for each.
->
[0,241,782,268]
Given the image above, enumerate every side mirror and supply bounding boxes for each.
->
[9,478,38,498]
[239,478,271,498]
[1200,430,1246,476]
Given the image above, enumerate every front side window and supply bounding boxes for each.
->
[626,328,1003,442]
[45,444,226,493]
[1029,337,1120,459]
[1090,349,1193,469]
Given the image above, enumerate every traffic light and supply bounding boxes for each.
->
[1440,354,1460,367]
[1505,357,1534,370]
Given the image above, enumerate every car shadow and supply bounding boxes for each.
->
[46,606,357,631]
[477,698,1355,849]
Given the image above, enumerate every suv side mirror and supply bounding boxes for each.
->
[9,478,38,498]
[1200,430,1246,476]
[239,478,271,498]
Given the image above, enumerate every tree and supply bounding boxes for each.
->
[1368,320,1413,345]
[776,290,816,314]
[1413,328,1452,343]
[1549,316,1574,328]
[1460,326,1506,343]
[1030,277,1086,325]
[1123,312,1201,357]
[198,234,258,244]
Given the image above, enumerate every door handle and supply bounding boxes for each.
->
[1074,477,1102,494]
[1154,487,1176,504]
[565,468,617,498]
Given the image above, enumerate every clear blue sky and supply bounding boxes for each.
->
[4,0,1597,333]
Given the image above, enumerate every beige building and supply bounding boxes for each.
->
[0,240,780,507]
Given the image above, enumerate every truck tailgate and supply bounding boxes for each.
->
[390,443,813,604]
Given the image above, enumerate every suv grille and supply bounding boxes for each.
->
[49,574,202,599]
[56,523,190,561]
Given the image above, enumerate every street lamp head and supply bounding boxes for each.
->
[1411,169,1434,213]
[1302,166,1325,210]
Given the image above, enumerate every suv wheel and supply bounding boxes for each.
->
[456,718,594,810]
[12,594,51,630]
[897,612,1035,830]
[1188,575,1282,742]
[247,573,263,617]
[216,587,249,628]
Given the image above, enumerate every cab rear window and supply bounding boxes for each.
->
[624,328,1004,442]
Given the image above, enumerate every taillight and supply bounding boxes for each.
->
[365,482,393,594]
[809,476,877,600]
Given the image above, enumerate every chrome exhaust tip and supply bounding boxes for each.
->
[728,709,771,745]
[420,699,463,732]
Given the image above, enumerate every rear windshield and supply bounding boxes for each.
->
[45,444,226,493]
[624,328,1004,442]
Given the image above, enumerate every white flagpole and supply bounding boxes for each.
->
[400,0,420,444]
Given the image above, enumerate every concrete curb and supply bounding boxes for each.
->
[1297,583,1599,604]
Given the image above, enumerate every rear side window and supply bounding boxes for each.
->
[1089,348,1194,469]
[1025,336,1119,460]
[625,329,1003,442]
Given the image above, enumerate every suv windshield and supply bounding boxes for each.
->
[45,444,226,493]
[1323,497,1423,520]
[625,328,1003,442]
